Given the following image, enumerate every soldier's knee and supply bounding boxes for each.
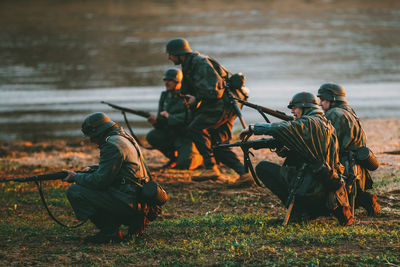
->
[255,161,270,176]
[146,130,157,146]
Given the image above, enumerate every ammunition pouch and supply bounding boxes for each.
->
[141,181,168,206]
[355,146,379,171]
[313,162,344,191]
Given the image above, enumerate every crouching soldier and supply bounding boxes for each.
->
[318,83,380,216]
[146,68,203,169]
[63,112,166,243]
[240,92,353,225]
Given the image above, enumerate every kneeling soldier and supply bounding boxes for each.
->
[63,112,165,243]
[318,83,380,216]
[240,92,353,225]
[146,68,202,170]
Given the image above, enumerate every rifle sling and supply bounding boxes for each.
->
[121,111,153,150]
[35,180,86,228]
[257,107,271,123]
[241,146,265,188]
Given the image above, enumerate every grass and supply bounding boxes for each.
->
[1,179,400,266]
[1,137,400,266]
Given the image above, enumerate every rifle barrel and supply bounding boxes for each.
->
[234,98,293,121]
[101,101,151,118]
[215,141,242,149]
[0,171,68,183]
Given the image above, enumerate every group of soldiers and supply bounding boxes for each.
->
[62,38,380,243]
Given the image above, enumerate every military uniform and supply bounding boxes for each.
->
[180,52,246,175]
[253,93,351,225]
[66,116,159,241]
[318,83,379,216]
[146,90,202,169]
[325,102,372,189]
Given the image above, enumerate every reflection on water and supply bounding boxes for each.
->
[1,0,400,140]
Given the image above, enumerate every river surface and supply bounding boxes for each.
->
[1,0,400,141]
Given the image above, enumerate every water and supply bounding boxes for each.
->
[1,0,400,141]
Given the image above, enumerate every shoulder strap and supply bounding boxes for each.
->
[207,56,232,79]
[109,130,152,181]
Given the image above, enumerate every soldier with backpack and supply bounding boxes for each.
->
[317,83,380,216]
[166,38,253,187]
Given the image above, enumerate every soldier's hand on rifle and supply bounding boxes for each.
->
[147,115,158,125]
[62,169,76,183]
[160,111,169,119]
[82,166,92,172]
[240,125,254,140]
[186,94,196,107]
[276,146,290,158]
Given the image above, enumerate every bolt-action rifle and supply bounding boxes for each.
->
[233,98,293,122]
[216,138,315,226]
[101,101,151,118]
[224,89,247,129]
[344,151,358,218]
[0,171,72,183]
[101,101,152,148]
[1,170,90,228]
[215,138,280,187]
[282,163,308,226]
[1,168,168,226]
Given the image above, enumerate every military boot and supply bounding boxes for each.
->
[228,173,255,188]
[358,192,380,216]
[84,229,123,244]
[333,205,353,226]
[161,159,177,169]
[192,166,221,182]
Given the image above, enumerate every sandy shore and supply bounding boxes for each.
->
[0,117,399,192]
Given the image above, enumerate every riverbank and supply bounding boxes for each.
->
[1,117,399,189]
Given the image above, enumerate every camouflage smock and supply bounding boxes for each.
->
[254,108,341,197]
[325,102,366,153]
[180,52,226,125]
[325,102,372,190]
[154,90,189,130]
[74,127,148,206]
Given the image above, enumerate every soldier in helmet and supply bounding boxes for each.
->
[63,112,163,243]
[240,92,353,225]
[146,68,203,170]
[166,38,252,186]
[317,83,380,216]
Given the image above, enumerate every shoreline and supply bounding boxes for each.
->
[1,117,399,193]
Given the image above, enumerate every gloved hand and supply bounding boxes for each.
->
[240,125,254,140]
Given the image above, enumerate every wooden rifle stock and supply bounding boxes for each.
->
[233,98,293,121]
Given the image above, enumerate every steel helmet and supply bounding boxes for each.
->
[317,83,346,101]
[81,112,116,137]
[163,68,183,82]
[288,92,320,109]
[166,38,192,56]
